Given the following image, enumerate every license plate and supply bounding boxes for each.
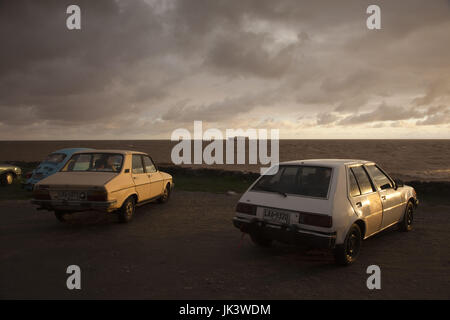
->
[262,208,290,224]
[57,191,78,200]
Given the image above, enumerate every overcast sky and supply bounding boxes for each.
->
[0,0,449,139]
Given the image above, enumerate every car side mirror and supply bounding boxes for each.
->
[380,183,392,190]
[393,178,404,189]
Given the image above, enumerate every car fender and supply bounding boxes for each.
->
[1,169,15,176]
[401,185,416,202]
[118,190,138,207]
[159,172,173,189]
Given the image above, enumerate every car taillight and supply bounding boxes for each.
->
[33,187,50,200]
[236,202,257,215]
[87,190,108,201]
[299,212,332,228]
[25,172,32,179]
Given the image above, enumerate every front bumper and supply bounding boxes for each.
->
[31,199,117,212]
[233,216,336,249]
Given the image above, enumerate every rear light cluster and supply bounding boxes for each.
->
[33,185,50,200]
[87,190,108,201]
[236,202,257,215]
[299,212,332,228]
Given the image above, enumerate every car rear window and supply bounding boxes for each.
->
[44,153,66,164]
[61,153,123,172]
[252,165,332,198]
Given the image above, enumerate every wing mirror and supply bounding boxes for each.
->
[393,178,404,189]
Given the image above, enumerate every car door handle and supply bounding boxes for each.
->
[356,202,362,208]
[381,195,386,200]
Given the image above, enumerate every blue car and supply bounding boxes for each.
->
[24,148,93,190]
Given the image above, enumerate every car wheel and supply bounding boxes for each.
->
[334,224,361,266]
[399,201,414,232]
[158,184,170,203]
[250,232,273,247]
[1,172,14,185]
[118,197,135,223]
[54,210,68,222]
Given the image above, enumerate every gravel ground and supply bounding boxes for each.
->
[0,190,449,299]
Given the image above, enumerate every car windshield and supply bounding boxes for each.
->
[61,153,124,172]
[252,165,332,198]
[43,153,66,164]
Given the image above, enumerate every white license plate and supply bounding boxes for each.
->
[262,208,290,224]
[57,191,78,201]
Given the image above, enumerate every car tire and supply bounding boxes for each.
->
[118,197,135,223]
[399,201,414,232]
[334,223,362,266]
[1,172,14,185]
[158,184,171,203]
[250,232,273,247]
[54,210,68,222]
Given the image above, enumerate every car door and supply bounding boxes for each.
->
[143,156,164,199]
[131,154,152,202]
[364,164,404,229]
[347,165,383,238]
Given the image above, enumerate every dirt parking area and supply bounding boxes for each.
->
[0,190,449,299]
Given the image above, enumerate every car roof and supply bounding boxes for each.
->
[52,148,93,154]
[0,163,16,168]
[280,159,374,167]
[72,149,147,155]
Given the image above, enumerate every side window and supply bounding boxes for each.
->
[132,155,144,174]
[351,166,375,195]
[72,154,90,171]
[143,156,156,173]
[365,165,393,190]
[348,169,361,197]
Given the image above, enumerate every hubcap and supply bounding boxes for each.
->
[347,232,359,258]
[125,201,133,217]
[407,207,413,225]
[6,174,13,184]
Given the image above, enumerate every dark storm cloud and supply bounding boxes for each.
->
[0,0,449,138]
[162,90,281,122]
[316,112,339,125]
[316,104,450,127]
[337,103,424,125]
[204,31,302,79]
[415,106,450,126]
[0,0,173,125]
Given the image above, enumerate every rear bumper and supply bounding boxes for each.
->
[22,183,34,191]
[233,216,336,249]
[31,199,117,212]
